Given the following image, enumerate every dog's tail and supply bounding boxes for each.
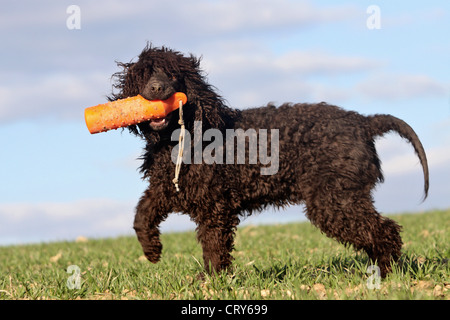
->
[368,114,429,200]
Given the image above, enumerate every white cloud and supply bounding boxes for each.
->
[373,134,450,213]
[357,73,448,100]
[0,2,61,29]
[0,199,197,245]
[176,0,358,34]
[201,43,380,106]
[376,136,424,176]
[0,46,378,120]
[382,7,447,28]
[274,50,381,75]
[1,0,358,33]
[96,0,357,34]
[376,134,450,181]
[204,44,380,77]
[0,1,375,118]
[0,199,132,223]
[0,73,108,122]
[0,199,134,245]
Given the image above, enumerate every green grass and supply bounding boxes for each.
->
[0,209,448,300]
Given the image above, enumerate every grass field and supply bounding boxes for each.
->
[0,209,448,300]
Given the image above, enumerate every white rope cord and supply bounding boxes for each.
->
[173,99,185,192]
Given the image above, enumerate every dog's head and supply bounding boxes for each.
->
[110,44,228,139]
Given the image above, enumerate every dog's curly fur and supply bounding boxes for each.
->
[109,44,429,277]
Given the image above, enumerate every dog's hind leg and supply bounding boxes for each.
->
[305,189,402,277]
[133,188,170,263]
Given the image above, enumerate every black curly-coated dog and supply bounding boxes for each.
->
[109,44,429,278]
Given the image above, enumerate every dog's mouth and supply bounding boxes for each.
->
[150,117,167,128]
[148,112,173,131]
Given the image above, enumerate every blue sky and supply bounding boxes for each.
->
[0,0,449,245]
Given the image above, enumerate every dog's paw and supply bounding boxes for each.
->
[143,251,161,264]
[196,272,206,281]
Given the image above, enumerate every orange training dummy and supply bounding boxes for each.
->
[84,92,187,134]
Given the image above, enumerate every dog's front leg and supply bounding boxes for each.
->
[195,215,239,275]
[133,189,169,263]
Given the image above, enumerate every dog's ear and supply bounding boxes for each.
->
[187,54,202,72]
[178,54,238,132]
[109,61,141,101]
[108,61,143,137]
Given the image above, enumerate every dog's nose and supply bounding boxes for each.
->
[142,81,167,100]
[150,83,162,93]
